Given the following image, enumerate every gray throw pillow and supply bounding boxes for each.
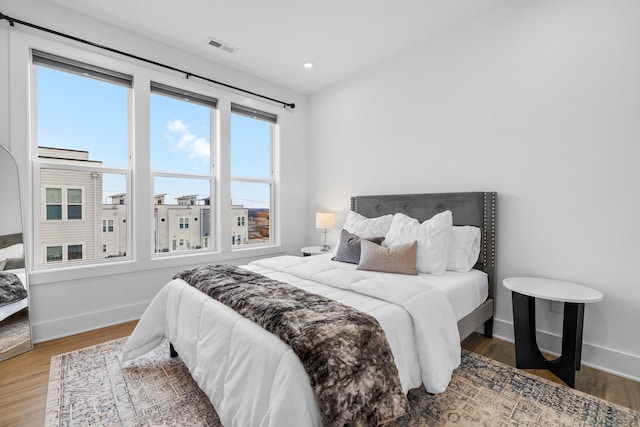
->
[332,229,384,264]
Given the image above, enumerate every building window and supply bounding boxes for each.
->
[45,188,62,220]
[67,188,83,220]
[230,104,276,247]
[46,246,63,263]
[33,50,131,267]
[151,82,214,255]
[68,244,83,261]
[103,244,107,253]
[102,219,114,232]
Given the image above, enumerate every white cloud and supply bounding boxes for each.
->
[165,119,210,161]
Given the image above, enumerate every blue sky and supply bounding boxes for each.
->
[36,66,272,209]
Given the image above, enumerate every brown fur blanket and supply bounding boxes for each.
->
[174,264,407,426]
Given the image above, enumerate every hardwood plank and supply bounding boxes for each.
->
[1,323,638,426]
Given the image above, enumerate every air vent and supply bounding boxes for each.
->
[207,37,235,53]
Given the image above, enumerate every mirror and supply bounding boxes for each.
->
[0,145,32,361]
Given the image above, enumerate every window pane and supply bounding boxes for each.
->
[36,66,129,168]
[150,91,211,175]
[35,57,130,268]
[67,188,82,204]
[153,177,211,253]
[46,246,62,262]
[231,181,270,246]
[46,205,62,220]
[231,113,271,179]
[46,188,62,203]
[68,244,83,260]
[67,205,82,220]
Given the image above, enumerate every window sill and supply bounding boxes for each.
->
[29,245,286,286]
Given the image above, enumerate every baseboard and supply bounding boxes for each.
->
[31,301,148,343]
[492,318,640,383]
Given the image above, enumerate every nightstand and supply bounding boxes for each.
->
[503,277,603,388]
[300,246,329,256]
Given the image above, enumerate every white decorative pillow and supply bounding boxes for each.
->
[447,226,481,272]
[335,211,393,251]
[343,211,393,238]
[385,211,452,275]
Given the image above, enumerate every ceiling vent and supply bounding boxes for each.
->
[207,37,235,53]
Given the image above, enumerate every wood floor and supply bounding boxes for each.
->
[0,322,638,426]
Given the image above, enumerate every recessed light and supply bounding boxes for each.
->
[303,61,314,69]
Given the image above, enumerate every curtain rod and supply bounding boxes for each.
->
[0,11,296,109]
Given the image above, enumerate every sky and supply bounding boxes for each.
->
[36,66,272,209]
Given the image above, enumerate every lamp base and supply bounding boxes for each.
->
[320,244,331,252]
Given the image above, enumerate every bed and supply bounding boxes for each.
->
[123,191,497,427]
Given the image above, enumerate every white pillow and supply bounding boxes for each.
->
[343,210,393,238]
[447,226,481,272]
[0,243,23,260]
[385,211,452,275]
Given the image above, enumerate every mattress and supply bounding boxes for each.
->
[300,253,489,322]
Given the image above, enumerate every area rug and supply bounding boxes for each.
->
[0,308,30,354]
[45,337,640,426]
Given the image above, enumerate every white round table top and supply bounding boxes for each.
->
[503,277,604,303]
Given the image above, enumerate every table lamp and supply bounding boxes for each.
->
[315,212,336,251]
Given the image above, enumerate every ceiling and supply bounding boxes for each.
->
[48,0,508,94]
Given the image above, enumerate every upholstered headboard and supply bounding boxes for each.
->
[350,192,497,299]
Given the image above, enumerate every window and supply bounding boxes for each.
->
[28,46,281,274]
[230,104,276,247]
[46,246,63,263]
[67,189,83,220]
[151,82,215,255]
[45,188,62,220]
[33,51,131,268]
[68,244,83,261]
[102,219,114,232]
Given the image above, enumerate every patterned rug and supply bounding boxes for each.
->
[45,337,640,426]
[0,308,30,354]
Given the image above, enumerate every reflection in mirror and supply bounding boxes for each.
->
[0,145,32,361]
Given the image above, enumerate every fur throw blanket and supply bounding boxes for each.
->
[175,264,408,426]
[0,271,27,307]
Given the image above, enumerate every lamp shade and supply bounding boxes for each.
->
[315,212,336,229]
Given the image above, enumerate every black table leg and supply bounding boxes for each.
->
[512,291,547,368]
[511,291,585,388]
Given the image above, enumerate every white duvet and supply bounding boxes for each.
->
[123,255,461,427]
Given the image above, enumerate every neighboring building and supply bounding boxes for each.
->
[39,147,266,264]
[39,147,103,264]
[231,205,249,246]
[102,193,127,258]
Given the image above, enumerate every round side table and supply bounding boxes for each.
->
[503,277,603,388]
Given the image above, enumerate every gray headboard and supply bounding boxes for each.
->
[350,192,497,299]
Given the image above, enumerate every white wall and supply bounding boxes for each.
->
[308,0,640,380]
[0,1,309,341]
